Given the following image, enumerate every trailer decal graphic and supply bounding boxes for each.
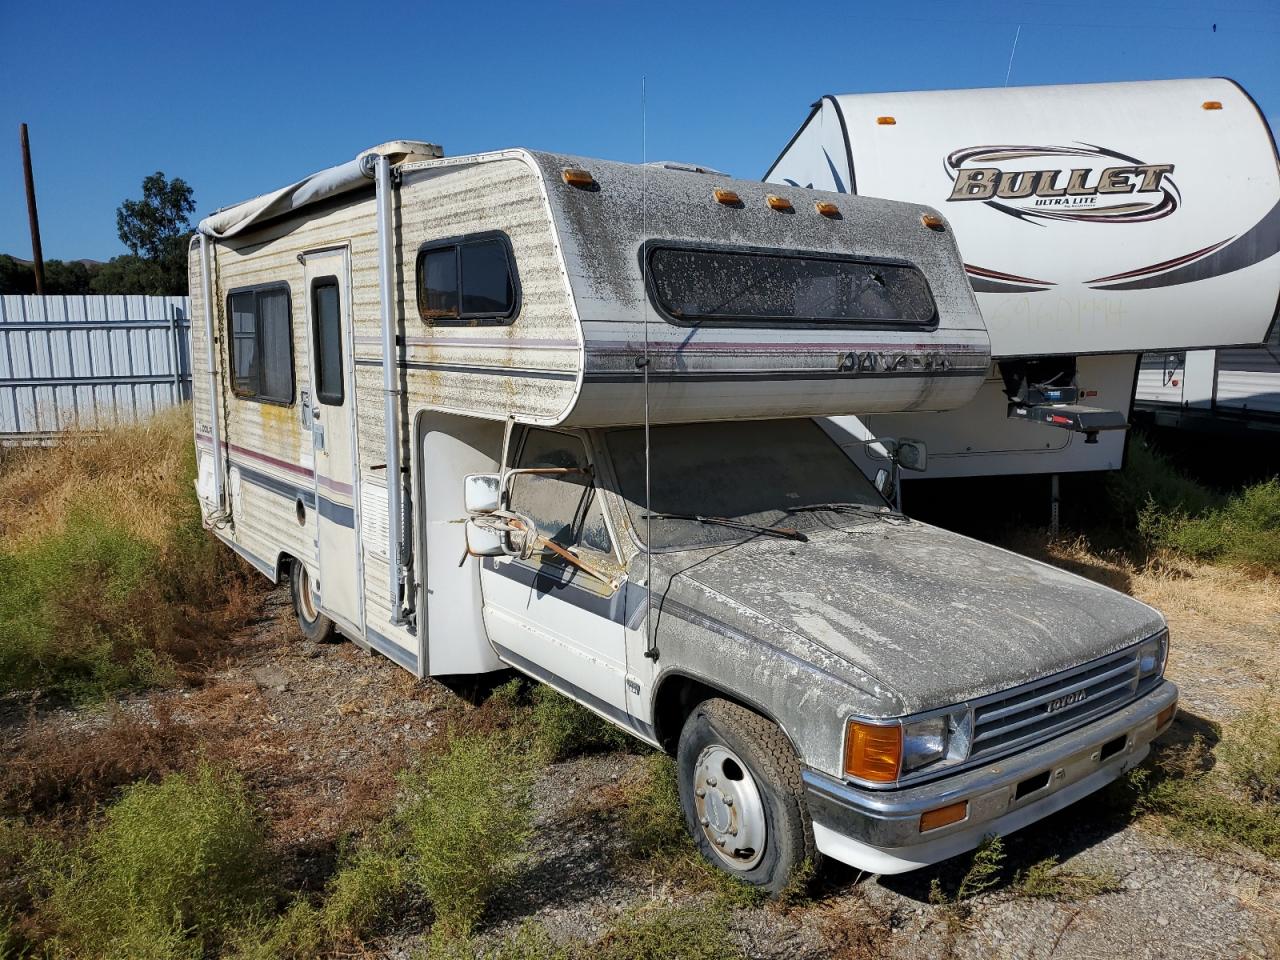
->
[944,143,1179,226]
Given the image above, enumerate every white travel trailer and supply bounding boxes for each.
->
[191,143,1178,890]
[766,78,1280,478]
[1135,318,1280,435]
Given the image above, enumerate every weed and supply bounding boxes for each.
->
[399,732,536,937]
[1011,857,1122,899]
[529,684,634,762]
[0,703,205,817]
[1112,736,1280,858]
[1218,693,1280,806]
[421,920,571,960]
[1142,478,1280,574]
[929,835,1005,908]
[320,835,411,941]
[593,903,743,960]
[0,407,262,699]
[40,765,271,959]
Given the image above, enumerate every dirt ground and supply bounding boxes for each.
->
[4,548,1278,959]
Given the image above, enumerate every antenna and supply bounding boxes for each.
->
[640,75,658,662]
[1004,24,1021,86]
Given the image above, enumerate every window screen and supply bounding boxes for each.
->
[508,430,611,555]
[227,285,294,404]
[648,247,937,327]
[311,278,344,405]
[417,233,517,324]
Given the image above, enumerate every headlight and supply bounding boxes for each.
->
[1137,630,1169,680]
[845,708,973,783]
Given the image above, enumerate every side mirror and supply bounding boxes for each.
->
[874,468,892,497]
[464,518,504,557]
[895,438,928,473]
[464,473,501,514]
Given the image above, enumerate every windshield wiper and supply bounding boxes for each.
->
[642,512,808,542]
[786,502,908,522]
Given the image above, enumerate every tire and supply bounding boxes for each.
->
[676,697,817,894]
[289,560,337,643]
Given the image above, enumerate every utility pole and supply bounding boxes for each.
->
[20,123,45,295]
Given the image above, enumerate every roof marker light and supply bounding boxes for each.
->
[877,116,897,125]
[562,168,595,188]
[815,201,841,218]
[1202,100,1223,110]
[921,212,945,231]
[766,194,793,212]
[713,188,741,205]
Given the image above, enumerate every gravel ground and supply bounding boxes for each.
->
[5,557,1277,959]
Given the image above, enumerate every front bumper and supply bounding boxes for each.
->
[804,679,1178,874]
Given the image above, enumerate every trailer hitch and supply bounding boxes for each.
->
[1000,358,1128,443]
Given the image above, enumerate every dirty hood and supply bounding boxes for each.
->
[656,521,1166,716]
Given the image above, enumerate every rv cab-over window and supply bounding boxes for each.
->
[647,246,938,329]
[416,232,519,325]
[227,284,295,404]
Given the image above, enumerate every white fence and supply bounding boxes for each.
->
[0,295,192,441]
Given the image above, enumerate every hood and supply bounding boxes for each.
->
[654,520,1165,716]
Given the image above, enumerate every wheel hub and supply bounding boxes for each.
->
[693,744,766,870]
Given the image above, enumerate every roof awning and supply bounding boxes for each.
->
[197,140,442,239]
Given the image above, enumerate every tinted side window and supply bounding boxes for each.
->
[416,233,518,325]
[227,285,294,404]
[508,430,612,555]
[312,278,344,405]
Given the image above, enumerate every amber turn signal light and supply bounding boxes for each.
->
[713,188,741,205]
[562,168,595,188]
[920,801,968,833]
[766,194,793,211]
[815,200,840,217]
[845,721,901,782]
[1202,100,1223,110]
[1157,701,1177,729]
[877,116,897,125]
[921,212,945,231]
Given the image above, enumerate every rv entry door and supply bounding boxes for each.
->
[303,249,362,633]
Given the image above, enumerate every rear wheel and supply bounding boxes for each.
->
[289,560,337,643]
[676,698,816,894]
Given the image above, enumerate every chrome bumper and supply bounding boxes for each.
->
[804,680,1177,871]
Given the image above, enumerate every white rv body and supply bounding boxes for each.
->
[767,78,1280,477]
[189,144,988,678]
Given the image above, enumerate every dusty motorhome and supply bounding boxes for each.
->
[191,144,1176,890]
[766,77,1280,478]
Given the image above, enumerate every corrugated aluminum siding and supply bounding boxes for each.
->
[0,294,191,440]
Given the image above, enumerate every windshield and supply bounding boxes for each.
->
[605,419,887,550]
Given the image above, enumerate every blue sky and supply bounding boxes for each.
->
[2,0,1277,261]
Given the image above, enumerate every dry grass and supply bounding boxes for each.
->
[0,406,196,550]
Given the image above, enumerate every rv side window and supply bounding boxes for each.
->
[508,429,612,557]
[227,284,294,404]
[416,233,518,325]
[647,246,937,328]
[311,277,344,406]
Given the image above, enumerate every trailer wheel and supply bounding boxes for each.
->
[676,698,816,894]
[289,560,337,643]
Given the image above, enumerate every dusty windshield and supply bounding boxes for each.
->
[605,419,887,550]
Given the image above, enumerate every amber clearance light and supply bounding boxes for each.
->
[562,168,595,188]
[845,721,901,782]
[766,194,793,212]
[815,200,841,217]
[713,188,741,205]
[1202,100,1223,110]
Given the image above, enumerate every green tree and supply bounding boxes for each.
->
[113,172,196,295]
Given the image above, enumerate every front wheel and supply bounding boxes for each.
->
[289,560,337,643]
[676,698,817,894]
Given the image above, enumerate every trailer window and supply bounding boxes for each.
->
[227,284,294,404]
[311,277,344,406]
[508,429,612,556]
[647,247,937,328]
[416,233,518,325]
